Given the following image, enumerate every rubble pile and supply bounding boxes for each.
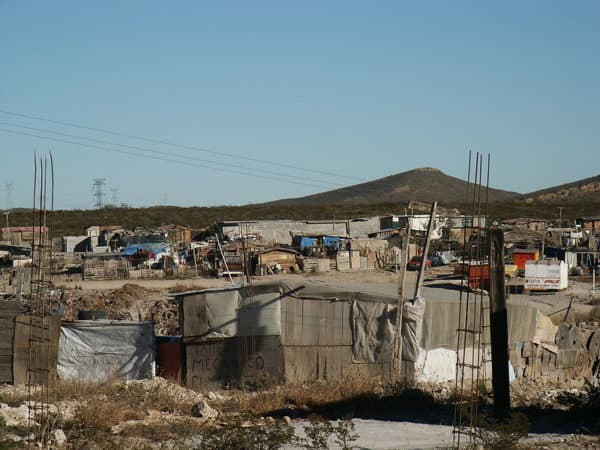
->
[513,321,600,384]
[43,284,179,335]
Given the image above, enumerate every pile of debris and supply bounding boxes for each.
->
[513,321,600,384]
[42,284,180,335]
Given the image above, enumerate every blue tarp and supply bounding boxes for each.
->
[299,237,316,249]
[121,244,167,256]
[323,236,341,248]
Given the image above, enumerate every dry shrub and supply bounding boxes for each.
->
[73,396,142,430]
[473,412,530,449]
[224,374,384,416]
[201,417,295,450]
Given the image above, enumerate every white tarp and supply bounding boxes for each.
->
[350,296,425,363]
[57,321,154,382]
[401,296,426,362]
[351,301,396,363]
[409,217,447,240]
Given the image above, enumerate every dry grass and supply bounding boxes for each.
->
[220,374,385,417]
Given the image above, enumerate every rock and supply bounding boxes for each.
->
[6,433,23,442]
[283,416,292,425]
[191,400,218,421]
[0,404,32,427]
[207,391,218,401]
[52,429,67,447]
[182,435,203,448]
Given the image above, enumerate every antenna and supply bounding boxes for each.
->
[4,182,12,210]
[92,178,106,209]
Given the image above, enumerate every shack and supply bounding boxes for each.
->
[82,253,130,280]
[255,248,299,275]
[512,248,540,271]
[176,282,424,389]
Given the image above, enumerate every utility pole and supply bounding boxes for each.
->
[92,178,106,209]
[393,221,412,375]
[414,202,438,299]
[558,207,564,228]
[488,228,510,418]
[5,183,13,210]
[3,212,10,243]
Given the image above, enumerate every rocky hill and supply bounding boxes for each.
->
[266,167,519,205]
[522,174,600,203]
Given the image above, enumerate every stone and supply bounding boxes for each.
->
[190,400,218,421]
[182,436,203,448]
[52,429,67,447]
[207,391,218,401]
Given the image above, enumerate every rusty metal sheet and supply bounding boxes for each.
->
[0,300,18,383]
[13,315,61,385]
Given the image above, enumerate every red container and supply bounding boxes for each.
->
[468,263,490,290]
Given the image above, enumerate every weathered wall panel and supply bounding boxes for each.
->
[13,315,61,385]
[0,300,19,383]
[186,336,284,389]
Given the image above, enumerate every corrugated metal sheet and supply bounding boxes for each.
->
[0,300,19,383]
[13,315,61,385]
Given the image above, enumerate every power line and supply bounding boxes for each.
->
[0,121,342,188]
[0,108,367,183]
[0,127,337,190]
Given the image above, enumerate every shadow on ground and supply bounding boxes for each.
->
[262,388,600,436]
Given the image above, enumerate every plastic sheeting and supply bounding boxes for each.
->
[57,321,154,382]
[351,301,395,363]
[350,296,425,363]
[401,296,425,362]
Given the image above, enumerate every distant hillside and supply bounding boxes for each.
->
[266,167,519,206]
[522,174,600,203]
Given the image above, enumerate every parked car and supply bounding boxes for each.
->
[407,256,431,271]
[428,255,445,267]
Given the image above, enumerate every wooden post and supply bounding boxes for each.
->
[488,228,511,418]
[393,222,411,374]
[192,245,199,277]
[414,202,437,299]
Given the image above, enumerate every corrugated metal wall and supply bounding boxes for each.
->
[0,300,19,383]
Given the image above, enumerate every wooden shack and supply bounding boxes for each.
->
[82,253,129,280]
[255,248,299,274]
[512,248,540,271]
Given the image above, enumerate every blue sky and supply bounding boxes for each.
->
[1,1,599,209]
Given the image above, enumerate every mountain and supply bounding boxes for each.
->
[521,174,600,203]
[266,167,519,206]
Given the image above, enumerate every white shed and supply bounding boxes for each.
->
[525,260,568,291]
